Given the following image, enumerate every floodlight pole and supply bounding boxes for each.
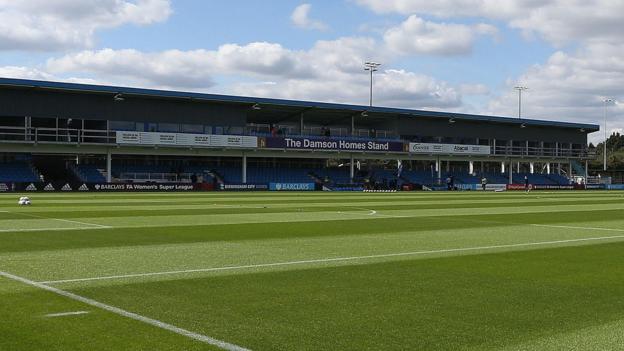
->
[514,86,528,119]
[603,98,614,171]
[364,62,381,107]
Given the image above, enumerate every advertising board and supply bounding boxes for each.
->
[408,143,490,155]
[219,184,269,191]
[262,137,406,152]
[116,131,257,148]
[10,182,208,192]
[269,183,316,191]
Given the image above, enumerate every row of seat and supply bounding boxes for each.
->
[68,164,572,186]
[0,162,40,182]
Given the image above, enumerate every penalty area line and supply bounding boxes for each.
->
[0,271,250,351]
[40,233,624,285]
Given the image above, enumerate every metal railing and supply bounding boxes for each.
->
[492,145,592,158]
[0,124,593,159]
[117,172,195,183]
[0,125,115,144]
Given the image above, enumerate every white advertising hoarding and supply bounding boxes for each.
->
[116,131,257,148]
[408,142,490,155]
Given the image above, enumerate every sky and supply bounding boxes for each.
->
[0,0,623,143]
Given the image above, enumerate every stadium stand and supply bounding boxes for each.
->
[73,165,106,183]
[216,166,314,184]
[0,162,40,182]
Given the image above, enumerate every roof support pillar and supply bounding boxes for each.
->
[509,161,513,184]
[242,152,247,184]
[106,150,112,183]
[349,154,355,183]
[436,157,441,183]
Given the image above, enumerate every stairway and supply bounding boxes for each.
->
[32,156,81,183]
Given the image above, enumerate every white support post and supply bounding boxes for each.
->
[546,163,551,174]
[445,161,450,173]
[350,154,355,182]
[242,153,247,184]
[436,157,441,181]
[530,162,534,174]
[508,161,513,184]
[585,160,589,181]
[469,161,474,175]
[106,150,112,183]
[516,162,520,173]
[557,163,561,174]
[501,161,506,174]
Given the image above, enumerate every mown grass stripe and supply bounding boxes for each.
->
[0,271,251,351]
[39,232,624,285]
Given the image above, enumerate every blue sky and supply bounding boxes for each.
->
[0,0,622,142]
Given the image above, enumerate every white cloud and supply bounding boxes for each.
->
[45,37,381,89]
[485,43,624,142]
[0,0,172,51]
[356,0,624,46]
[0,66,54,80]
[40,35,461,109]
[291,4,328,31]
[383,15,497,55]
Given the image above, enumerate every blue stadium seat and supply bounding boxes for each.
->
[0,162,40,182]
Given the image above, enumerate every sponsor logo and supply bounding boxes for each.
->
[0,183,9,192]
[25,183,37,191]
[44,183,55,191]
[61,183,72,191]
[409,142,490,155]
[221,184,268,190]
[269,183,315,191]
[78,184,89,191]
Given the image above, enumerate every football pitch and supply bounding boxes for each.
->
[2,191,624,350]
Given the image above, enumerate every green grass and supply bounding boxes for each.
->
[1,191,624,350]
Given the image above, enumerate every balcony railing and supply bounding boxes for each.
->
[0,125,594,159]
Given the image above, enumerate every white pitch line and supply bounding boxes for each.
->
[339,207,409,219]
[530,224,624,232]
[0,226,110,233]
[0,271,250,351]
[45,311,90,318]
[7,211,111,229]
[40,233,624,285]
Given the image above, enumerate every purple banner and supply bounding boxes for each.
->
[261,137,406,152]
